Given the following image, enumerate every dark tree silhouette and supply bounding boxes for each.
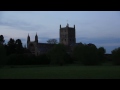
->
[98,47,106,62]
[7,38,16,55]
[15,39,23,54]
[0,35,5,45]
[73,43,100,65]
[0,44,6,66]
[98,47,106,54]
[47,39,58,44]
[47,44,67,65]
[111,47,120,65]
[1,34,117,66]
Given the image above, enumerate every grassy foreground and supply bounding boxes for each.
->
[0,65,120,79]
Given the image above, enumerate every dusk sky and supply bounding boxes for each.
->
[0,11,120,53]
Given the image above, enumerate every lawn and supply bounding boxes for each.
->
[0,65,120,79]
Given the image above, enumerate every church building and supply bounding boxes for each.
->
[27,24,77,56]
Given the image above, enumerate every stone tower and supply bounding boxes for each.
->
[35,33,38,44]
[60,23,76,45]
[27,33,30,48]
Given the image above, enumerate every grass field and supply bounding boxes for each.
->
[0,65,120,79]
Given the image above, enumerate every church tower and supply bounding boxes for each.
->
[27,33,30,48]
[35,33,38,44]
[60,23,76,45]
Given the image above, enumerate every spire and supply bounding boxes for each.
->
[28,33,29,36]
[35,32,37,36]
[74,25,75,29]
[27,33,30,49]
[67,23,69,27]
[27,33,30,39]
[35,32,38,43]
[27,33,30,43]
[66,20,69,27]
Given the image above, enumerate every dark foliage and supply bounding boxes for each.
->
[6,54,50,65]
[73,43,101,65]
[111,47,120,65]
[15,39,24,54]
[1,34,120,66]
[0,44,6,66]
[0,35,5,45]
[98,47,106,63]
[36,54,50,65]
[47,44,73,65]
[47,39,58,44]
[64,53,73,64]
[7,38,16,55]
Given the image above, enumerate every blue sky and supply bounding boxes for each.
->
[0,11,120,53]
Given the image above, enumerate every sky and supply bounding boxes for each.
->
[0,11,120,54]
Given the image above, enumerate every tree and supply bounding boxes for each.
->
[47,44,67,65]
[98,47,106,54]
[111,47,120,65]
[36,54,50,65]
[73,43,85,62]
[0,35,5,45]
[0,44,6,66]
[73,43,100,65]
[8,38,15,47]
[85,43,99,65]
[15,39,23,54]
[7,38,16,55]
[98,47,106,62]
[47,39,58,44]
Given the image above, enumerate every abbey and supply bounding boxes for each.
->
[27,24,77,55]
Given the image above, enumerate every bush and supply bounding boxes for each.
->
[97,47,106,63]
[111,47,120,65]
[36,54,50,65]
[7,54,30,65]
[0,44,7,66]
[47,44,66,65]
[6,54,18,65]
[73,43,100,65]
[64,53,73,64]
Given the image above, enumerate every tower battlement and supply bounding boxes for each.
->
[59,24,76,45]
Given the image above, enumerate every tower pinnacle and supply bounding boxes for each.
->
[35,32,38,43]
[66,20,69,27]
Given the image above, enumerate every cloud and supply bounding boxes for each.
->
[37,37,59,43]
[97,43,120,47]
[0,20,46,31]
[78,37,120,43]
[77,37,120,45]
[0,25,30,40]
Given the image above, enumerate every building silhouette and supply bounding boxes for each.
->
[27,24,77,55]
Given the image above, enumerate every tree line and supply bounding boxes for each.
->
[0,35,120,66]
